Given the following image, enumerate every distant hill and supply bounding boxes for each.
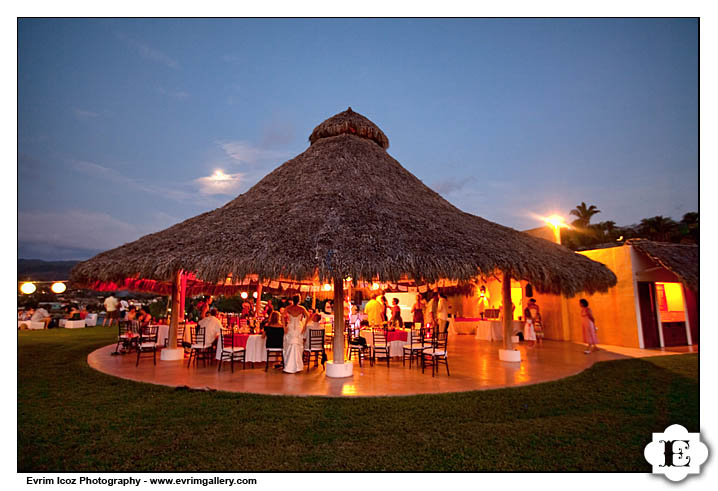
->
[18,259,79,281]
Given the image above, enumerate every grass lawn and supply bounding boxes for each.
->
[18,328,698,472]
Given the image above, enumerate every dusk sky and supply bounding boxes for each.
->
[18,18,698,260]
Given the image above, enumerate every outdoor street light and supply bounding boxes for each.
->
[543,214,569,245]
[541,214,571,341]
[51,282,67,294]
[240,291,248,299]
[20,282,36,294]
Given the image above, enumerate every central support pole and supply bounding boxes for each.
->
[161,269,185,360]
[502,272,513,351]
[332,277,344,364]
[326,275,353,377]
[255,283,263,317]
[499,271,521,362]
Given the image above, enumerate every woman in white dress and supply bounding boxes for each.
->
[283,295,308,373]
[523,307,536,347]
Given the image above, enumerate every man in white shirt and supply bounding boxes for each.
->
[103,294,120,327]
[119,299,129,319]
[197,308,223,348]
[437,293,450,333]
[31,306,51,329]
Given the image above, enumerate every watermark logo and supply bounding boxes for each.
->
[644,424,708,482]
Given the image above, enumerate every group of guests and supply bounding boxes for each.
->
[361,290,450,332]
[194,295,320,374]
[17,304,52,329]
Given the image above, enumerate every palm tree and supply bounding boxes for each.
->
[570,202,601,228]
[638,216,678,242]
[680,212,699,243]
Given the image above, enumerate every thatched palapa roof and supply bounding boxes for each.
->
[628,238,698,292]
[71,108,617,296]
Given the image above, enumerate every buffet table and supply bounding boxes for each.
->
[450,317,480,335]
[474,320,523,341]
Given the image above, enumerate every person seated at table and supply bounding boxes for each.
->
[348,305,362,335]
[263,311,285,369]
[197,307,223,347]
[389,298,402,328]
[31,305,52,329]
[259,303,274,331]
[137,306,152,328]
[125,305,138,322]
[305,313,322,331]
[349,320,368,347]
[18,308,33,321]
[64,304,80,320]
[323,300,333,315]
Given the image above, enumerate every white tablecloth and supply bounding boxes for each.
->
[84,313,98,326]
[65,320,85,329]
[474,320,523,341]
[359,330,409,357]
[450,318,479,335]
[156,325,170,347]
[215,334,267,363]
[245,335,267,363]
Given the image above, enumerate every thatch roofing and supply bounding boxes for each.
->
[628,238,698,292]
[71,108,617,297]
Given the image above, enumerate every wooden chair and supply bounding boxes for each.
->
[303,329,325,370]
[136,325,159,366]
[115,320,139,354]
[422,330,449,377]
[187,325,214,368]
[371,328,391,367]
[347,325,372,367]
[402,326,426,368]
[323,318,334,351]
[218,327,246,373]
[265,326,284,371]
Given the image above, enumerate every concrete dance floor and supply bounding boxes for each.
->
[87,335,696,397]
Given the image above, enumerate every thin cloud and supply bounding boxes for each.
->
[117,32,179,69]
[218,140,289,166]
[73,108,99,120]
[157,87,189,100]
[195,170,245,195]
[70,159,199,203]
[19,209,183,255]
[431,176,477,195]
[19,210,142,251]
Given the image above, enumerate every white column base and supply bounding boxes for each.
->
[499,348,522,363]
[160,348,185,361]
[326,361,353,378]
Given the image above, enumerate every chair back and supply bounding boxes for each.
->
[177,321,185,344]
[308,329,324,350]
[434,330,448,351]
[265,326,284,349]
[192,325,206,346]
[373,327,388,348]
[130,320,141,334]
[118,321,131,337]
[410,326,424,347]
[221,327,234,350]
[140,325,158,344]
